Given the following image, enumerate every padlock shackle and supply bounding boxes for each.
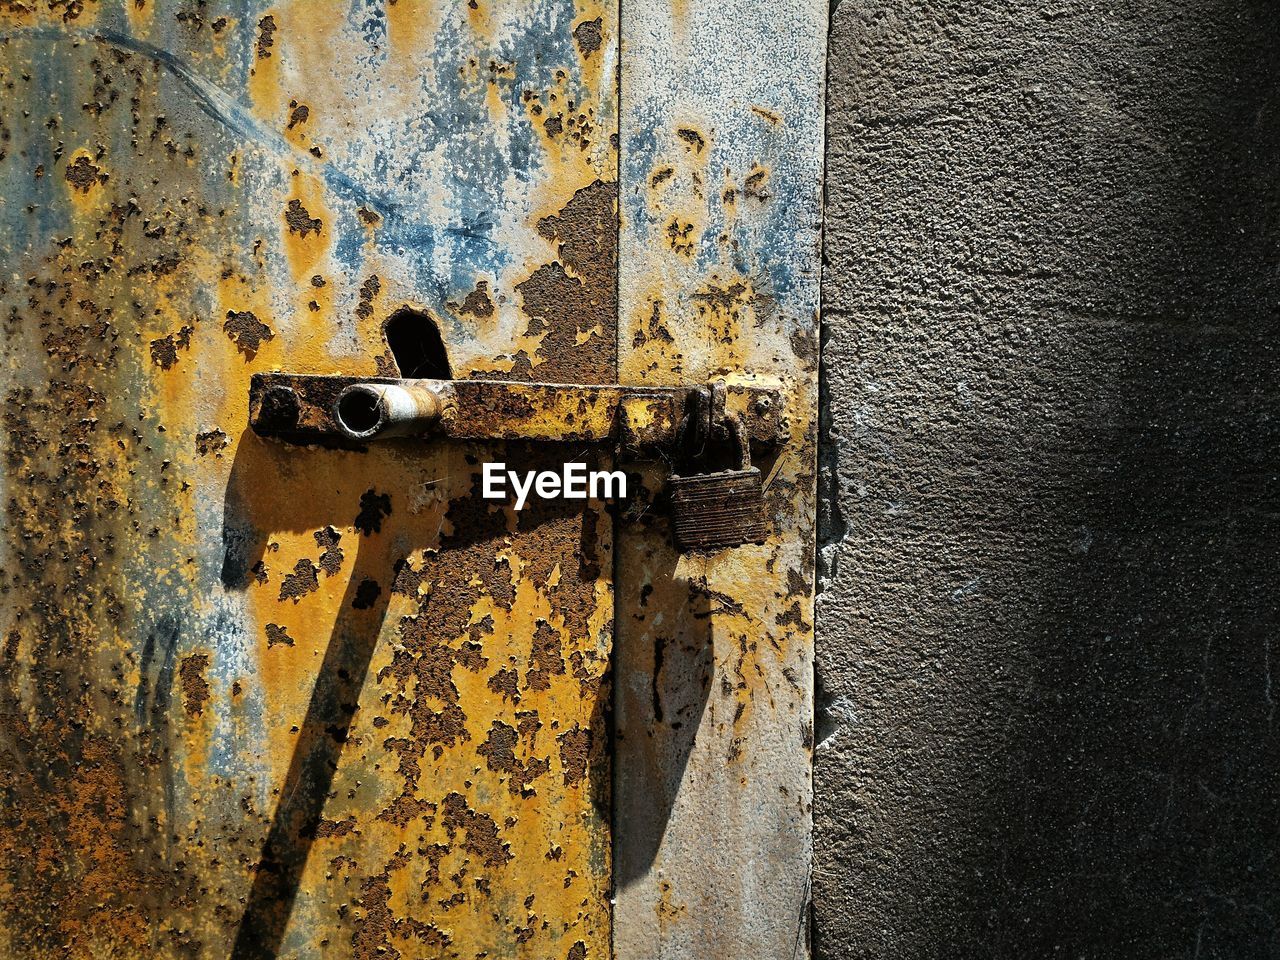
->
[674,382,755,476]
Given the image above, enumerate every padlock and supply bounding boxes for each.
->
[669,398,769,552]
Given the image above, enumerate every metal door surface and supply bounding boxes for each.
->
[0,2,823,957]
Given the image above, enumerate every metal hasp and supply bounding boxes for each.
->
[248,372,788,456]
[668,383,769,551]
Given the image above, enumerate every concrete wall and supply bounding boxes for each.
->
[815,2,1280,957]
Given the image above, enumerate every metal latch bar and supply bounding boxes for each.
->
[248,373,786,454]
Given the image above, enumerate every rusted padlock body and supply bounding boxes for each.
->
[669,466,769,551]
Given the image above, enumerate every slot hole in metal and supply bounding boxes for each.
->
[383,308,451,379]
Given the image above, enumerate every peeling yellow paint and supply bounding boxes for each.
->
[0,3,621,956]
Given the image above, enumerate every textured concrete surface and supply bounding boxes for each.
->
[815,2,1280,957]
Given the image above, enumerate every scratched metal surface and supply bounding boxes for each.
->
[613,2,826,958]
[0,2,617,957]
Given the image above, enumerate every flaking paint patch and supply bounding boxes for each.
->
[314,525,344,576]
[179,653,211,717]
[513,179,618,382]
[282,173,330,280]
[450,279,496,319]
[223,308,274,358]
[574,17,603,58]
[64,152,105,191]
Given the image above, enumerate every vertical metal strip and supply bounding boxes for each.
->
[614,2,827,957]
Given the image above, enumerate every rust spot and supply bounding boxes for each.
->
[149,325,192,368]
[314,525,344,576]
[776,601,808,628]
[285,198,322,237]
[357,206,381,226]
[518,496,605,647]
[391,557,428,596]
[356,275,381,320]
[567,942,587,960]
[537,182,616,281]
[650,166,674,188]
[790,324,818,367]
[64,154,105,192]
[558,724,592,786]
[195,428,229,457]
[458,637,489,671]
[676,127,706,153]
[487,667,520,703]
[265,623,295,648]
[692,279,749,312]
[251,560,269,585]
[631,300,676,348]
[526,620,565,691]
[488,556,516,610]
[223,309,274,358]
[374,795,436,828]
[513,180,617,381]
[279,558,320,602]
[569,650,601,699]
[744,167,771,201]
[440,792,512,868]
[573,18,603,58]
[449,280,494,319]
[665,217,696,257]
[352,853,452,958]
[179,653,210,718]
[312,816,356,839]
[379,625,471,772]
[256,14,277,60]
[39,0,95,20]
[287,100,310,130]
[477,719,549,795]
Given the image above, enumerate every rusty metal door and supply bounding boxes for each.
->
[0,2,824,958]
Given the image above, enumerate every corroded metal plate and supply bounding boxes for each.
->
[0,2,617,957]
